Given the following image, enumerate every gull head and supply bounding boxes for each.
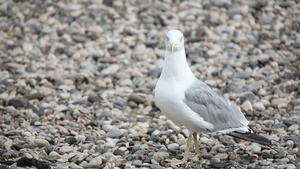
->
[165,30,184,52]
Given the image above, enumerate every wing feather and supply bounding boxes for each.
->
[184,80,249,132]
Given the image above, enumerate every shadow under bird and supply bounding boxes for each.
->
[155,30,273,166]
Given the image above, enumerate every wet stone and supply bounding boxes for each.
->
[107,129,124,138]
[11,144,24,151]
[147,135,160,142]
[128,94,145,104]
[65,137,77,145]
[210,162,228,168]
[87,95,103,103]
[113,149,124,156]
[24,93,45,100]
[8,98,28,108]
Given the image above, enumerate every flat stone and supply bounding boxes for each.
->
[167,143,179,151]
[87,95,103,103]
[8,98,28,108]
[214,153,228,160]
[287,124,299,132]
[128,94,145,104]
[241,101,253,112]
[24,93,45,100]
[87,156,102,167]
[113,149,124,156]
[101,64,120,75]
[59,145,74,155]
[34,139,50,148]
[253,102,265,110]
[211,162,228,168]
[107,129,124,138]
[233,70,251,79]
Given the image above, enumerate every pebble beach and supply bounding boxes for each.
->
[0,0,299,168]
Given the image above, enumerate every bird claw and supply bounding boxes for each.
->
[166,159,186,168]
[166,154,200,168]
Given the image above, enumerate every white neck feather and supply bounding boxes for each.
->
[160,49,196,82]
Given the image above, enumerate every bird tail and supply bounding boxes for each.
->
[228,130,273,147]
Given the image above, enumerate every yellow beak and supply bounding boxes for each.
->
[171,42,176,51]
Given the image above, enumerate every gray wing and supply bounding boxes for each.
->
[184,80,249,132]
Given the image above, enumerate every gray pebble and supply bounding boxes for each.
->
[107,129,124,138]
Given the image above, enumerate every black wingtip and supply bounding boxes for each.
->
[228,131,273,147]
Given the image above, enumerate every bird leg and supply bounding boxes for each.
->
[193,132,200,154]
[183,134,193,162]
[166,135,193,167]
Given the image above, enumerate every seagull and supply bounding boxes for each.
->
[155,30,272,166]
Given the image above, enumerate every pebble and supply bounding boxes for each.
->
[8,98,28,108]
[233,71,252,79]
[107,129,124,138]
[59,145,74,155]
[128,94,145,104]
[241,100,253,112]
[253,102,265,110]
[86,156,102,167]
[33,139,50,148]
[214,153,228,160]
[287,124,299,132]
[24,93,45,100]
[167,143,179,152]
[246,143,261,152]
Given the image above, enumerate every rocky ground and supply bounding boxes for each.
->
[0,0,299,168]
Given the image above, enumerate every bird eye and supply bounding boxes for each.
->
[166,36,169,40]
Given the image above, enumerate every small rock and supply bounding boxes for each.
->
[87,95,103,103]
[119,79,133,86]
[166,120,181,131]
[107,129,124,138]
[210,162,228,168]
[253,102,265,110]
[11,144,24,151]
[24,93,45,100]
[102,64,119,75]
[132,160,143,167]
[44,146,53,155]
[147,135,160,142]
[59,146,74,155]
[249,154,258,162]
[287,124,299,132]
[34,139,50,148]
[258,88,267,95]
[113,149,124,156]
[4,141,12,150]
[167,143,179,152]
[274,151,286,159]
[233,70,251,79]
[246,143,261,152]
[87,156,102,167]
[65,137,77,145]
[203,153,213,159]
[128,101,138,108]
[261,151,271,159]
[152,151,169,162]
[49,151,61,158]
[128,94,145,104]
[214,153,228,160]
[99,111,109,119]
[259,160,272,166]
[8,98,28,108]
[77,153,89,162]
[211,144,225,152]
[241,101,253,112]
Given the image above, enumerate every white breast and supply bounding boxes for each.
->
[155,78,214,133]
